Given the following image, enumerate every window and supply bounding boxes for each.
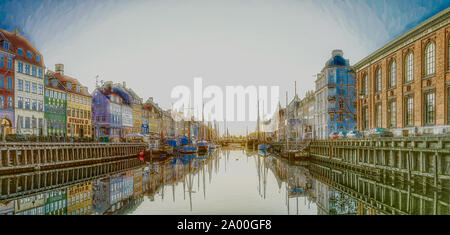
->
[67,82,71,90]
[45,89,49,97]
[38,68,43,78]
[18,97,23,109]
[18,48,23,56]
[424,42,435,76]
[32,66,37,76]
[32,99,37,111]
[36,54,40,62]
[0,76,3,88]
[7,58,12,69]
[38,101,43,111]
[389,61,396,88]
[18,79,23,91]
[25,117,30,128]
[25,64,30,74]
[375,68,381,92]
[25,98,30,110]
[27,51,32,59]
[388,100,396,128]
[405,52,413,83]
[25,81,30,92]
[7,77,12,89]
[0,96,4,108]
[0,56,2,68]
[7,97,12,109]
[32,83,37,93]
[38,85,43,95]
[18,62,23,73]
[376,103,382,128]
[424,92,435,125]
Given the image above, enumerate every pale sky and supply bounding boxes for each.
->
[1,0,449,135]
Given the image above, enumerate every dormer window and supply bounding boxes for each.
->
[27,51,32,59]
[52,79,58,87]
[67,82,71,89]
[18,48,23,56]
[36,54,40,62]
[3,42,9,50]
[76,85,80,92]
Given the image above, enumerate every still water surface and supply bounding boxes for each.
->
[1,147,449,215]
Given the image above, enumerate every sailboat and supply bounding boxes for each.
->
[178,116,198,154]
[258,100,269,151]
[208,121,217,150]
[197,103,209,154]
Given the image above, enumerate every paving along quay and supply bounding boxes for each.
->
[0,4,450,216]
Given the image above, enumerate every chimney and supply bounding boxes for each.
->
[13,29,19,35]
[55,64,64,75]
[105,81,112,90]
[122,81,126,88]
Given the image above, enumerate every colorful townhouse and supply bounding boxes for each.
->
[145,97,162,135]
[67,182,93,215]
[0,33,15,136]
[314,50,356,139]
[44,72,67,137]
[92,81,133,141]
[49,64,91,138]
[0,29,45,136]
[45,189,67,215]
[124,85,143,134]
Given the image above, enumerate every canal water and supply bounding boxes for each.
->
[1,147,449,215]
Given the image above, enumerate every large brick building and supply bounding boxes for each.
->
[354,7,450,136]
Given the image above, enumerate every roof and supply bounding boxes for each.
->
[354,7,450,70]
[0,29,44,67]
[47,70,90,96]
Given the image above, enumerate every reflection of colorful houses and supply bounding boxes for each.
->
[133,168,143,198]
[67,182,92,215]
[14,193,45,215]
[0,201,15,215]
[313,179,357,215]
[92,177,110,215]
[123,171,134,200]
[110,173,123,212]
[357,202,377,215]
[45,189,67,215]
[92,81,133,140]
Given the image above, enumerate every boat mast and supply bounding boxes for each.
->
[257,99,260,143]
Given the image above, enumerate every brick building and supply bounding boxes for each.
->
[354,8,450,136]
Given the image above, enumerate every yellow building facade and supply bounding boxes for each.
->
[51,64,91,138]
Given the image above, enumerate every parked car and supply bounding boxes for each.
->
[338,131,348,138]
[368,128,393,138]
[347,130,363,138]
[329,132,339,139]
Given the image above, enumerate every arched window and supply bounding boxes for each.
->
[389,60,396,88]
[375,68,381,92]
[405,52,413,83]
[362,74,368,95]
[425,42,435,76]
[448,37,450,69]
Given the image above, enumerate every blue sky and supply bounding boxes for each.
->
[1,0,449,134]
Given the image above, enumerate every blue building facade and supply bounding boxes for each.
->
[325,50,357,135]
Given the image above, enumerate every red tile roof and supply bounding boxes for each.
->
[47,70,91,96]
[0,29,45,68]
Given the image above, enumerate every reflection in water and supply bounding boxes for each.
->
[0,149,448,215]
